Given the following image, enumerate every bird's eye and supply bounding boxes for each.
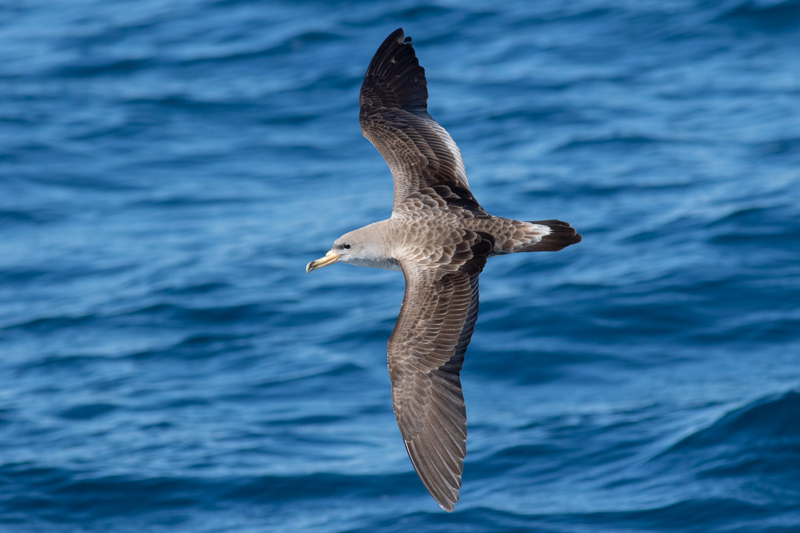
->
[343,244,351,249]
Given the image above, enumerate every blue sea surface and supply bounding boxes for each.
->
[2,1,800,531]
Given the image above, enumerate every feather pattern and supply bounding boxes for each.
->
[388,232,489,511]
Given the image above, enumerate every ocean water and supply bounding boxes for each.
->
[1,0,800,531]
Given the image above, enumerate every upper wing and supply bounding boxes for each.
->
[387,231,493,511]
[359,28,486,216]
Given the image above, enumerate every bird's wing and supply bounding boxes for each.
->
[388,230,493,511]
[359,28,487,217]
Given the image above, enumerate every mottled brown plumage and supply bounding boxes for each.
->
[307,28,581,512]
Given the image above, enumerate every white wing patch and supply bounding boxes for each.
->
[425,118,469,189]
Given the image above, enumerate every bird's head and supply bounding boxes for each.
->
[306,224,400,273]
[306,228,368,273]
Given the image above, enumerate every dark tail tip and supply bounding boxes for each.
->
[527,219,582,251]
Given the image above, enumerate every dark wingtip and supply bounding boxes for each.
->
[386,28,405,45]
[360,28,428,113]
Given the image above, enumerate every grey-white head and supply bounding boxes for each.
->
[306,223,400,273]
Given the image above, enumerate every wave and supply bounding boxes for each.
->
[756,136,800,157]
[0,465,413,519]
[52,27,347,80]
[550,133,675,154]
[665,390,800,452]
[714,0,800,30]
[362,498,770,532]
[58,403,118,420]
[1,302,267,333]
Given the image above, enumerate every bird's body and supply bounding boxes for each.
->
[307,28,581,511]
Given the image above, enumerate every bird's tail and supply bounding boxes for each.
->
[521,219,582,252]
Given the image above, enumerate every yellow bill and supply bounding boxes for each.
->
[306,250,340,273]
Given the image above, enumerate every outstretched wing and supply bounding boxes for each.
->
[387,231,493,511]
[360,28,486,216]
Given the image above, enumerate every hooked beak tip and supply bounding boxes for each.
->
[306,250,340,273]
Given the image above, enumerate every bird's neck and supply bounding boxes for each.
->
[350,219,403,271]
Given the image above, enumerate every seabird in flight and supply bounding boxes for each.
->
[307,28,581,511]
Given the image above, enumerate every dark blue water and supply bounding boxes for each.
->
[2,1,800,531]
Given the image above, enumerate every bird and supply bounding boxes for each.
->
[306,28,581,511]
